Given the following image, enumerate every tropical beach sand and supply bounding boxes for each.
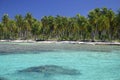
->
[0,40,120,45]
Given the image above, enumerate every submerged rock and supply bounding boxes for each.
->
[18,65,80,75]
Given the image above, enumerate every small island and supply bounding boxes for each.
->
[0,0,120,80]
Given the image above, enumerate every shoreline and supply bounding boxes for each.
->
[0,40,120,45]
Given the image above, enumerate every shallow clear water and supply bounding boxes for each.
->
[0,43,120,80]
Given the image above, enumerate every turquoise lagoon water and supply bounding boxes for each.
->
[0,43,120,80]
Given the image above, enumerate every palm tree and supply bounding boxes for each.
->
[32,20,42,40]
[88,10,98,41]
[22,20,31,39]
[76,14,89,41]
[55,15,64,40]
[98,15,110,41]
[25,13,34,39]
[15,15,23,39]
[116,9,120,40]
[102,8,115,40]
[2,14,10,39]
[41,16,50,40]
[8,20,18,39]
[25,13,33,27]
[0,22,3,39]
[88,8,108,41]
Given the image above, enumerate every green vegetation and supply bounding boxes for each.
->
[0,8,120,42]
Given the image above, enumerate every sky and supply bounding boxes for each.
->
[0,0,120,20]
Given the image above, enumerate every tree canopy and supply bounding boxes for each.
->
[0,8,120,42]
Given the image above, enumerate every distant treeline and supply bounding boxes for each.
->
[0,7,120,41]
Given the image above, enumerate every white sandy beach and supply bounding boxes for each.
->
[0,40,120,45]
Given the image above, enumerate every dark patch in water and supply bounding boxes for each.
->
[18,65,81,76]
[0,77,7,80]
